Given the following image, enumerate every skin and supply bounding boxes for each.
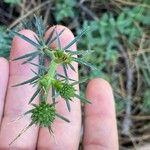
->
[0,25,119,150]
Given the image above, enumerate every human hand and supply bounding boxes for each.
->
[0,25,118,150]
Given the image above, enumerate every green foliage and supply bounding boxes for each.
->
[115,98,125,113]
[0,27,12,59]
[143,89,150,113]
[54,0,76,21]
[4,0,20,5]
[77,6,150,111]
[10,16,94,144]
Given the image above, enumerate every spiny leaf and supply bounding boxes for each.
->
[66,50,93,56]
[24,109,33,115]
[75,94,91,104]
[29,62,48,72]
[46,26,57,45]
[13,51,39,61]
[22,52,39,64]
[68,63,76,72]
[47,28,65,46]
[10,30,39,48]
[64,27,89,50]
[34,15,45,40]
[30,69,38,76]
[57,73,76,81]
[34,35,42,45]
[56,113,70,123]
[73,57,98,70]
[28,88,41,104]
[48,127,57,143]
[10,110,33,123]
[9,122,34,145]
[31,103,38,108]
[63,64,68,81]
[71,77,88,85]
[52,87,56,103]
[52,93,59,99]
[65,100,71,112]
[38,54,46,75]
[12,76,39,87]
[56,30,61,49]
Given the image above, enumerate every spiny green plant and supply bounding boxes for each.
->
[9,16,95,145]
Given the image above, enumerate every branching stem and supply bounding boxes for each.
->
[45,60,58,100]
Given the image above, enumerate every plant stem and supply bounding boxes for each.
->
[48,60,57,78]
[44,60,58,100]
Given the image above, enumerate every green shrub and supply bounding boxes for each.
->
[0,27,12,58]
[54,0,76,21]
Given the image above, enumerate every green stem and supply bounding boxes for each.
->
[44,60,58,100]
[48,60,57,78]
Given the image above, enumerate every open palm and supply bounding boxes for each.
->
[0,25,118,150]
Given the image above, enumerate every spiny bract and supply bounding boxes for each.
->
[59,83,76,100]
[31,101,56,127]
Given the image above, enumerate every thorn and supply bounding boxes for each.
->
[48,127,58,144]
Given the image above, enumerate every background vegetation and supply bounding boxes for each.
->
[0,0,150,149]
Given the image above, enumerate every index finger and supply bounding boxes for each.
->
[0,30,39,149]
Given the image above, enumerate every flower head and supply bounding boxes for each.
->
[59,83,76,100]
[31,101,56,127]
[53,50,72,64]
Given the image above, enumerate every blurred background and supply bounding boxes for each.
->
[0,0,150,149]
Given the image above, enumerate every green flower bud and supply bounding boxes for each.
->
[31,101,56,127]
[59,83,76,100]
[53,51,72,64]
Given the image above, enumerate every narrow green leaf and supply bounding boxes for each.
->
[47,28,65,46]
[34,35,42,45]
[56,113,70,123]
[73,57,97,70]
[46,26,57,45]
[63,64,68,80]
[12,76,39,87]
[11,30,39,48]
[38,54,46,75]
[64,27,89,50]
[28,88,41,104]
[71,77,88,85]
[65,100,71,112]
[13,51,39,61]
[34,15,45,40]
[66,50,93,56]
[68,63,76,72]
[30,69,38,76]
[52,87,56,103]
[22,52,39,64]
[56,30,61,49]
[29,62,48,72]
[52,93,59,99]
[9,122,34,145]
[24,109,33,115]
[31,103,38,107]
[75,94,91,104]
[57,73,76,81]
